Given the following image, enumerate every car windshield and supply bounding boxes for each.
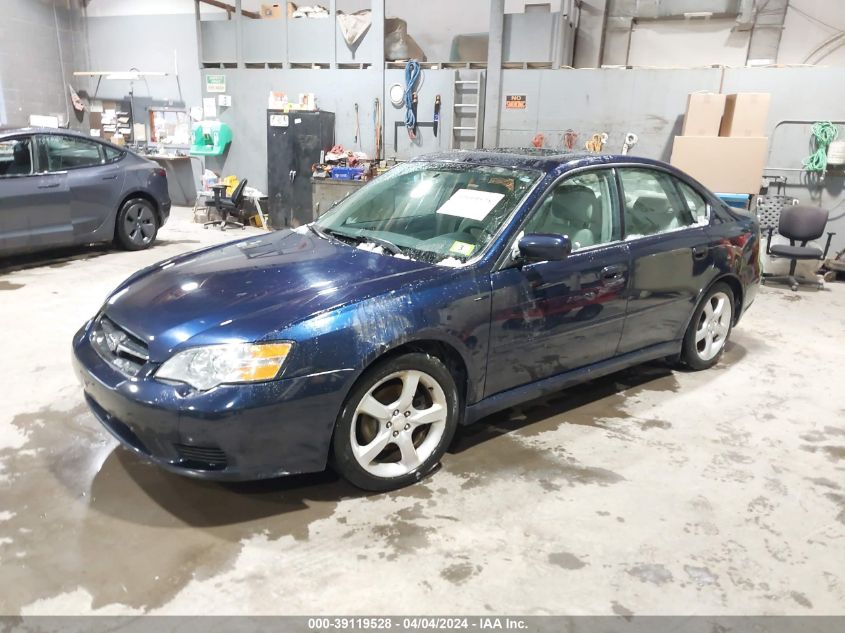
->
[314,161,541,264]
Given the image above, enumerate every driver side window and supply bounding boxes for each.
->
[39,134,104,172]
[523,169,621,251]
[0,137,33,177]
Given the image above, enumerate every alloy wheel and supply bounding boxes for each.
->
[124,203,156,246]
[694,291,732,362]
[350,369,448,478]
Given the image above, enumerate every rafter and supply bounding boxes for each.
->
[198,0,261,19]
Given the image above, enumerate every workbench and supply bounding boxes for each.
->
[148,155,200,207]
[311,177,365,219]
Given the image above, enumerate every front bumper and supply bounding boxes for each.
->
[72,324,350,480]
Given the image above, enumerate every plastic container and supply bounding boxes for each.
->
[202,169,219,190]
[827,140,845,166]
[716,193,751,209]
[331,166,364,180]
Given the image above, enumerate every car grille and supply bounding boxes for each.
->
[174,443,228,470]
[90,315,150,377]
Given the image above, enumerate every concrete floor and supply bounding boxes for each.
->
[0,206,843,615]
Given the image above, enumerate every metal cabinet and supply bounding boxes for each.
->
[266,110,335,228]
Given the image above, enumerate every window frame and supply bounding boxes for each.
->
[36,133,109,173]
[673,177,710,226]
[497,165,626,269]
[615,166,712,241]
[101,143,126,165]
[0,134,36,179]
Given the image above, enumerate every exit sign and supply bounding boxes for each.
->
[505,94,526,109]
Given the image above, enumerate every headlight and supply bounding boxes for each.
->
[156,342,293,391]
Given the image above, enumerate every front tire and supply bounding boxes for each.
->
[115,198,158,250]
[331,353,459,491]
[681,282,734,370]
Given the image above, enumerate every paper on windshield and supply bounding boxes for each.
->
[435,189,505,222]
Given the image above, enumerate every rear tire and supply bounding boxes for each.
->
[681,282,735,370]
[115,198,158,250]
[331,353,459,491]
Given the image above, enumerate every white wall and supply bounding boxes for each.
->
[577,2,845,68]
[85,13,201,106]
[86,0,196,16]
[505,0,562,11]
[627,18,750,68]
[778,0,845,66]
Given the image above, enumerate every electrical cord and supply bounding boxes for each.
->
[404,60,421,139]
[803,31,845,64]
[788,4,845,33]
[803,121,838,173]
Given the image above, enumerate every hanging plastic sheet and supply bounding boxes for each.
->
[337,10,372,47]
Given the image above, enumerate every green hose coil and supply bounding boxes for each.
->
[803,121,838,172]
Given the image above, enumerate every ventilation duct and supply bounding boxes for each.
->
[600,0,788,66]
[746,0,790,65]
[606,0,742,20]
[736,0,756,30]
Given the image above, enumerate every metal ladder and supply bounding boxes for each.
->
[450,70,485,150]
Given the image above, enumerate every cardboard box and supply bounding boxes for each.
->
[720,93,771,137]
[261,3,282,18]
[670,136,769,194]
[681,93,726,137]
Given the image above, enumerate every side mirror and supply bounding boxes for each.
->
[517,233,572,263]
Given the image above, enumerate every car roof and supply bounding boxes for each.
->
[0,127,130,150]
[0,126,94,139]
[412,148,666,174]
[0,126,130,153]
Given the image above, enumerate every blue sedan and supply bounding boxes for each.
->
[73,150,761,490]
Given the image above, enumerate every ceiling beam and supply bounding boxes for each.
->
[198,0,260,19]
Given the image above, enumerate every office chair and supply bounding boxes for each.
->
[755,194,796,235]
[763,205,835,291]
[204,178,248,231]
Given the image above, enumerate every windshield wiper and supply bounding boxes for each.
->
[357,235,403,256]
[307,223,331,240]
[316,226,404,256]
[312,225,359,246]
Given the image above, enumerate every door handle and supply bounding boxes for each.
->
[692,245,709,260]
[600,265,627,282]
[38,182,60,189]
[102,174,118,180]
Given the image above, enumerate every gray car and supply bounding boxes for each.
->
[0,128,171,257]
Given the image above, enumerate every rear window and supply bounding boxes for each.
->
[103,145,124,162]
[618,168,697,238]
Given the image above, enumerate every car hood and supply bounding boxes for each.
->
[103,230,444,361]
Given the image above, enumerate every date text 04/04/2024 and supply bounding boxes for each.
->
[306,617,528,630]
